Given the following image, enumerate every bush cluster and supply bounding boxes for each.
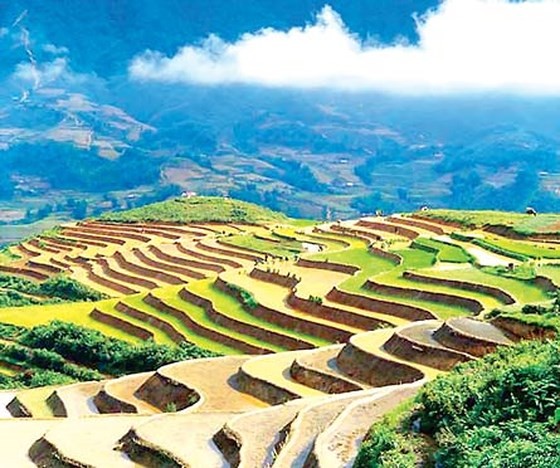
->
[357,338,560,467]
[19,321,219,376]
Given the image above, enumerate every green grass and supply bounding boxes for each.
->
[412,237,472,263]
[100,196,288,224]
[188,279,326,347]
[536,265,560,288]
[479,236,560,259]
[0,299,141,344]
[221,234,302,257]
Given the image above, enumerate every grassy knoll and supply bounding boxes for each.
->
[100,196,288,224]
[356,338,560,467]
[412,237,472,263]
[419,209,560,235]
[187,279,325,347]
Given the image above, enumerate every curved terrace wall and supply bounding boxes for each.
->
[289,355,363,393]
[249,268,300,289]
[356,220,418,240]
[112,252,185,285]
[336,341,424,386]
[61,228,126,245]
[0,265,48,281]
[327,287,436,321]
[132,249,208,279]
[217,239,273,260]
[384,328,473,371]
[89,308,154,341]
[368,246,402,265]
[148,245,224,273]
[143,293,269,354]
[180,288,313,351]
[135,371,200,412]
[491,316,557,341]
[83,265,138,295]
[216,277,352,343]
[388,216,445,235]
[26,260,63,275]
[287,290,391,331]
[79,223,152,242]
[59,234,108,248]
[410,214,465,229]
[296,258,359,275]
[97,258,158,289]
[403,271,515,305]
[93,388,137,414]
[433,321,507,357]
[28,239,61,254]
[330,224,380,243]
[176,243,242,269]
[236,364,300,405]
[115,302,186,344]
[311,228,351,248]
[197,241,260,262]
[364,279,484,314]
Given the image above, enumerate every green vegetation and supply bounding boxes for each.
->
[479,236,560,259]
[424,266,549,304]
[0,275,107,308]
[419,210,560,235]
[357,338,560,467]
[19,321,220,377]
[100,196,288,224]
[411,237,473,263]
[221,233,301,258]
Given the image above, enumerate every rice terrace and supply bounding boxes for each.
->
[0,195,557,466]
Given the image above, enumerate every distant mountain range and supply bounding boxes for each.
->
[1,0,560,226]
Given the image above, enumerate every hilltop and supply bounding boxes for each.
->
[0,200,558,465]
[100,196,289,224]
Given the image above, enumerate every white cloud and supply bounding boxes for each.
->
[129,0,560,94]
[13,57,70,85]
[43,43,69,55]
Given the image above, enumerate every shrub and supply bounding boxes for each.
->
[20,321,219,376]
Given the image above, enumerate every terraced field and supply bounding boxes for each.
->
[0,201,558,466]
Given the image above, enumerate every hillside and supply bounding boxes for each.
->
[0,200,557,465]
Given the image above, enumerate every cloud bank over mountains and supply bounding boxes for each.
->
[129,0,560,94]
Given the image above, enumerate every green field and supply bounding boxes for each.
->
[412,237,472,263]
[480,236,560,259]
